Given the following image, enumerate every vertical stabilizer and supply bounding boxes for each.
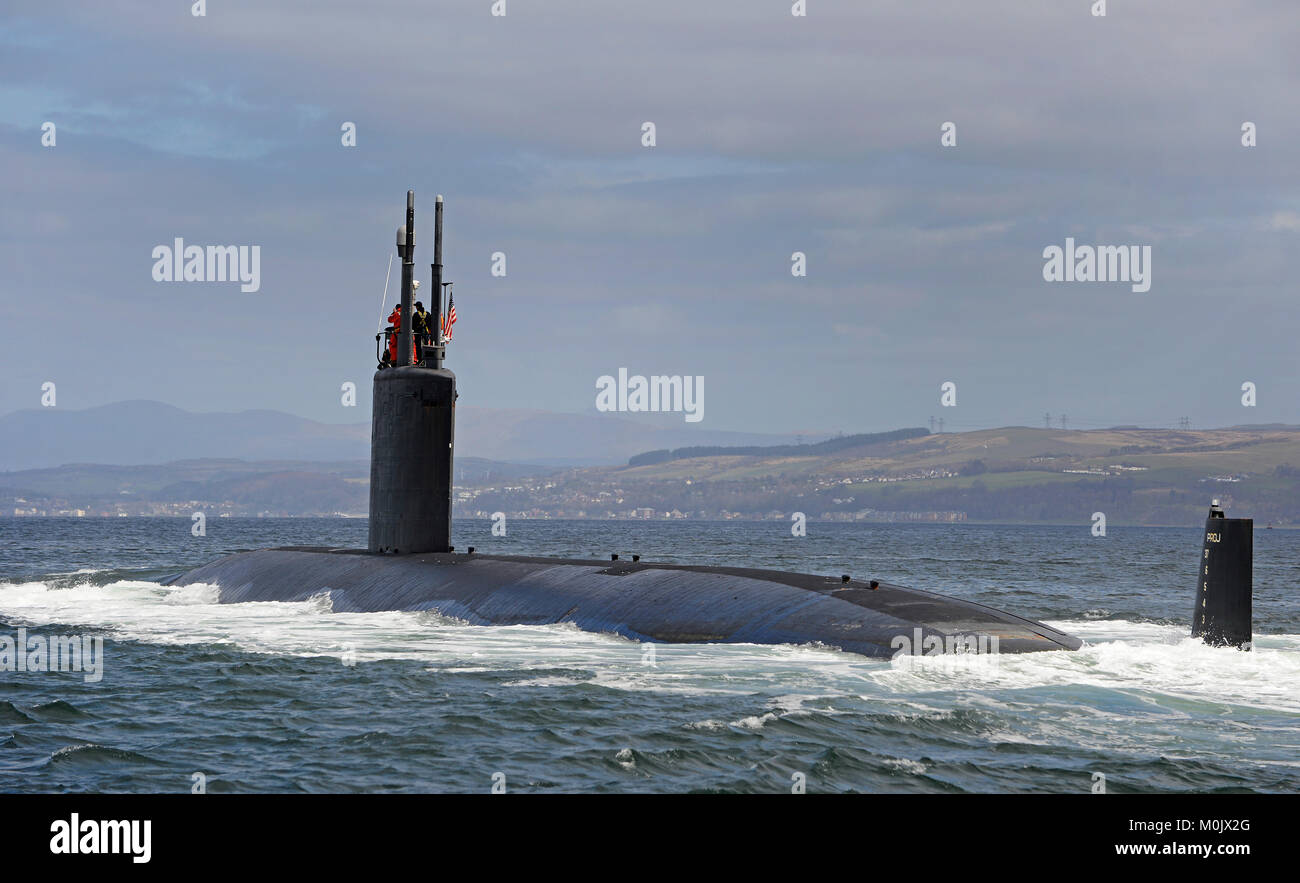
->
[1191,500,1252,649]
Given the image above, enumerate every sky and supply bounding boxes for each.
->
[1,0,1298,436]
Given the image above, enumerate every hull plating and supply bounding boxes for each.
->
[169,547,1081,658]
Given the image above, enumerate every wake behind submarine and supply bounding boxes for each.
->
[167,191,1252,658]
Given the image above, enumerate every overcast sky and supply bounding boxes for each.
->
[2,0,1297,436]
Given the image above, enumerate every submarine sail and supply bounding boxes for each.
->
[368,193,455,555]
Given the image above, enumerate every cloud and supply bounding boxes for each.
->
[1265,210,1300,232]
[0,0,1297,433]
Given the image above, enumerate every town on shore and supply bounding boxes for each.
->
[6,424,1298,527]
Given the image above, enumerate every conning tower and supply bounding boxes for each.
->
[368,191,456,554]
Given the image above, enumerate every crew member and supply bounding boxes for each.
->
[413,300,431,363]
[386,304,402,364]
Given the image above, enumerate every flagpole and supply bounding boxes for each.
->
[441,282,453,341]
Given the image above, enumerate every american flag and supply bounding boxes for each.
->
[442,293,457,340]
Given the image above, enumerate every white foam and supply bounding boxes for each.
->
[0,578,851,694]
[884,758,928,775]
[732,711,780,730]
[871,619,1300,714]
[1,579,1296,710]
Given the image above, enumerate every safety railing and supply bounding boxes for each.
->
[375,329,438,368]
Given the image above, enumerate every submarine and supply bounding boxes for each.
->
[167,191,1252,659]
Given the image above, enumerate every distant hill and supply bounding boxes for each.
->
[461,425,1300,526]
[628,427,930,466]
[0,457,558,517]
[0,400,818,471]
[0,457,549,497]
[618,425,1300,482]
[9,424,1300,524]
[0,401,368,471]
[455,407,817,467]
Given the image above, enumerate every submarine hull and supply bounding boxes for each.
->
[168,548,1081,658]
[160,195,1082,660]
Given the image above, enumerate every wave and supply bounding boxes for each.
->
[1,577,1297,712]
[47,743,157,769]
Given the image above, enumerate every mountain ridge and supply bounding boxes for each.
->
[0,399,822,471]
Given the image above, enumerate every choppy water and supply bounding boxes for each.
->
[1,517,1297,793]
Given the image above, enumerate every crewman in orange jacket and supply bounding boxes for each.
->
[386,305,402,364]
